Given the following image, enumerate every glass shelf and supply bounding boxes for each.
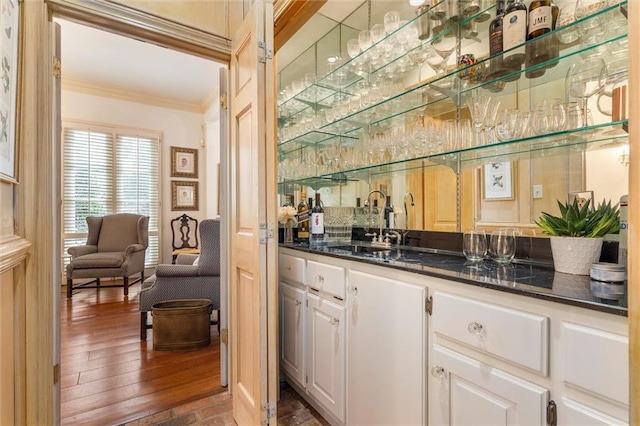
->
[278,131,357,157]
[278,121,629,185]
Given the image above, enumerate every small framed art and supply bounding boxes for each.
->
[171,146,198,178]
[483,161,514,201]
[172,181,199,211]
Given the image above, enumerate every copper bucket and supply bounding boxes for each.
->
[152,299,212,351]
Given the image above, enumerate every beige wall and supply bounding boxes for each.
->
[111,0,244,39]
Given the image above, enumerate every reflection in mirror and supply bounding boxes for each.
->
[277,0,629,234]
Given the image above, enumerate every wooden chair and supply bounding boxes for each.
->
[171,214,199,263]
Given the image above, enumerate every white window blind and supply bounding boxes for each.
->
[62,122,160,270]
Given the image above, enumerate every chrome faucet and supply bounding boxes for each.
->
[365,189,388,246]
[404,191,415,229]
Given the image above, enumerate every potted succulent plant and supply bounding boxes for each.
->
[535,198,620,275]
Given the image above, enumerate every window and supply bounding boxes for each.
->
[62,121,160,269]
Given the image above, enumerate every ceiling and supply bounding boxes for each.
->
[56,1,379,110]
[57,18,224,110]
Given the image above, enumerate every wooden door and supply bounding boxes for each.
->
[229,0,277,424]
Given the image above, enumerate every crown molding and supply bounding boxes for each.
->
[62,78,206,114]
[46,0,231,62]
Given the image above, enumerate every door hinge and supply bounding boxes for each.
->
[426,295,433,315]
[220,328,228,344]
[53,56,61,78]
[261,403,276,424]
[260,223,273,244]
[220,93,228,110]
[547,400,557,426]
[53,363,61,384]
[258,40,273,64]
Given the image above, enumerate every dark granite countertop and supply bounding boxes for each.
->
[280,242,628,316]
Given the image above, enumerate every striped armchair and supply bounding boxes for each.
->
[139,218,221,340]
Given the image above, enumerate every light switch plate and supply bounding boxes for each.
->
[533,184,543,199]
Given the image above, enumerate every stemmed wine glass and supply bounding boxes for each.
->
[466,93,490,147]
[565,57,608,129]
[407,43,431,82]
[430,36,456,78]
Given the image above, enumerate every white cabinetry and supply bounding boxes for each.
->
[306,292,346,422]
[430,290,551,425]
[559,322,629,425]
[279,282,306,388]
[347,270,426,426]
[430,345,549,426]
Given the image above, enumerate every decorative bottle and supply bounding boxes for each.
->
[297,191,309,243]
[525,0,553,67]
[310,193,324,247]
[503,0,527,69]
[488,0,508,79]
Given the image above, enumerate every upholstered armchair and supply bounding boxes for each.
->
[139,218,221,340]
[66,213,149,299]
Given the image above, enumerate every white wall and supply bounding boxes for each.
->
[62,90,210,263]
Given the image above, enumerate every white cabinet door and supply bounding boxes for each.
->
[430,345,549,426]
[347,271,426,426]
[307,293,345,422]
[279,282,305,388]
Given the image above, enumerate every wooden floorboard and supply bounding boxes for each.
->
[60,283,224,426]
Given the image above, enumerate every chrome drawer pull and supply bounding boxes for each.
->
[468,321,484,336]
[431,366,445,379]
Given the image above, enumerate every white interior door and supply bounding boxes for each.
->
[228,0,277,424]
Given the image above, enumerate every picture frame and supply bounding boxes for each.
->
[568,190,594,210]
[170,146,198,178]
[483,161,514,201]
[0,0,20,182]
[172,181,199,211]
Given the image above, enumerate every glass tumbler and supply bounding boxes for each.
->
[489,230,516,263]
[463,230,487,262]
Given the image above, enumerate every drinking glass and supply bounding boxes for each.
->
[358,30,373,52]
[383,11,401,34]
[407,43,431,82]
[347,39,361,59]
[556,4,578,44]
[371,24,386,43]
[565,57,607,128]
[463,230,487,261]
[482,98,501,144]
[466,93,490,146]
[489,230,516,263]
[430,0,449,20]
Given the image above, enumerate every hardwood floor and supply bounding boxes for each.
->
[60,282,224,426]
[61,282,329,426]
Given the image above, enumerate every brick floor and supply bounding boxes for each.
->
[123,382,328,426]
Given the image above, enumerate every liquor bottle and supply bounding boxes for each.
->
[503,0,527,69]
[310,193,324,246]
[384,196,395,229]
[525,0,553,67]
[487,0,507,79]
[297,191,309,243]
[540,0,560,70]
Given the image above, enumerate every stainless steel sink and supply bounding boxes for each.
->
[331,244,393,253]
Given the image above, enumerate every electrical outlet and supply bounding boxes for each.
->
[533,185,543,199]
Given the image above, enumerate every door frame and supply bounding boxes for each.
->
[20,0,235,423]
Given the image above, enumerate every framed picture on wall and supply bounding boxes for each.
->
[483,161,514,201]
[172,181,199,210]
[171,146,198,178]
[0,0,20,182]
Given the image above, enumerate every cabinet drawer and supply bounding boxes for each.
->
[562,322,628,406]
[279,253,305,285]
[306,260,345,300]
[433,292,549,375]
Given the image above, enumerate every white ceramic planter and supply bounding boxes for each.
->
[549,236,604,275]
